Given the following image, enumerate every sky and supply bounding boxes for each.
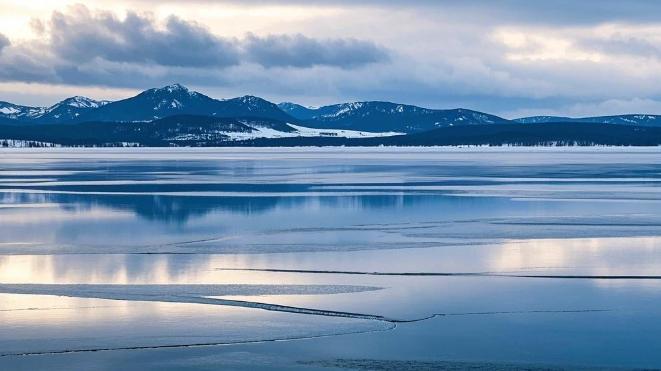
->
[1,0,661,118]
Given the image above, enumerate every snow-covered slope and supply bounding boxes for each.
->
[158,116,403,142]
[39,96,110,123]
[0,101,46,121]
[221,123,402,141]
[97,115,401,144]
[0,97,109,124]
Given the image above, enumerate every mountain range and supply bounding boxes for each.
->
[513,114,661,126]
[2,84,661,146]
[0,84,291,125]
[277,102,510,132]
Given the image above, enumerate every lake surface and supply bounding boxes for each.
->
[1,147,661,370]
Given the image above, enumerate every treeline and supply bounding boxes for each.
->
[1,139,59,148]
[1,121,661,147]
[225,123,661,147]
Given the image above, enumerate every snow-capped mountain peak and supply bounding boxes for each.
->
[234,95,270,110]
[141,84,196,98]
[0,104,22,116]
[0,101,46,120]
[237,95,260,104]
[151,83,194,96]
[165,83,188,92]
[53,96,108,109]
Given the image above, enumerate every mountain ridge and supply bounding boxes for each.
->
[278,101,510,133]
[514,114,661,127]
[2,84,661,136]
[74,84,294,123]
[0,84,294,125]
[0,97,109,124]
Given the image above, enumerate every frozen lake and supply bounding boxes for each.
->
[1,147,661,370]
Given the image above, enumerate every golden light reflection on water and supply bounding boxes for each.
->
[2,236,661,288]
[491,236,661,274]
[0,254,316,285]
[0,236,660,285]
[2,236,661,343]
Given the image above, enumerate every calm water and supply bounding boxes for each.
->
[1,147,661,370]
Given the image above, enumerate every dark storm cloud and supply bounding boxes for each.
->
[48,6,240,67]
[0,5,390,89]
[243,33,389,68]
[0,42,59,84]
[38,5,387,70]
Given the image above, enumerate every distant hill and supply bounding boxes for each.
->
[3,121,661,147]
[377,122,661,146]
[276,102,319,120]
[279,101,510,133]
[0,115,284,146]
[223,123,661,147]
[0,97,108,124]
[231,122,661,147]
[0,115,398,147]
[514,114,661,127]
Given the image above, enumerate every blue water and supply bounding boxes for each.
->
[1,147,661,370]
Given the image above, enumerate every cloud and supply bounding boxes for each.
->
[0,5,390,91]
[182,0,661,26]
[243,33,389,68]
[0,33,9,52]
[577,33,661,59]
[18,4,386,71]
[503,98,661,119]
[48,5,240,68]
[0,42,58,84]
[2,2,661,117]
